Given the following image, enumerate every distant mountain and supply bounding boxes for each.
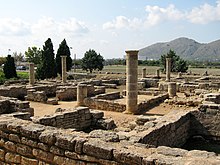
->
[138,37,220,61]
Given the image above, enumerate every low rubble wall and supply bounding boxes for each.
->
[0,96,33,116]
[33,107,115,131]
[0,114,219,164]
[134,110,193,147]
[138,93,169,112]
[94,92,121,100]
[84,98,126,112]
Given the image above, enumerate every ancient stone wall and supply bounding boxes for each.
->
[26,90,48,103]
[0,114,219,164]
[94,92,121,100]
[33,107,108,130]
[135,110,193,147]
[84,98,126,112]
[0,96,34,116]
[138,93,169,112]
[190,93,220,142]
[140,78,159,88]
[0,86,27,99]
[28,84,57,97]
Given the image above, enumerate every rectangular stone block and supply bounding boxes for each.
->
[0,130,8,139]
[21,137,38,148]
[5,152,21,164]
[4,141,16,152]
[83,139,114,160]
[33,149,54,163]
[38,143,50,151]
[16,143,33,157]
[0,149,5,161]
[39,129,56,146]
[53,155,77,165]
[21,156,38,165]
[9,134,20,143]
[50,146,65,156]
[55,134,76,151]
[20,123,45,139]
[74,137,88,154]
[113,149,143,165]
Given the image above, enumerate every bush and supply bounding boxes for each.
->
[3,55,17,79]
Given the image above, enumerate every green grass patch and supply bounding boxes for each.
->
[17,71,29,79]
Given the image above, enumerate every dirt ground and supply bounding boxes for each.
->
[31,97,194,128]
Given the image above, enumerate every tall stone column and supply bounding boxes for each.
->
[61,56,67,83]
[168,82,177,97]
[142,68,146,78]
[156,69,160,78]
[165,58,171,82]
[29,63,35,86]
[77,84,87,106]
[125,50,139,114]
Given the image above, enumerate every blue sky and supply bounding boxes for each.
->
[0,0,219,59]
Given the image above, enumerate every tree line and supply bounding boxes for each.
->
[2,38,105,79]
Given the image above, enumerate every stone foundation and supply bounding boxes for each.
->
[0,111,220,164]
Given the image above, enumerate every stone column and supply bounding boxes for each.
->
[168,82,176,97]
[61,56,67,83]
[165,58,171,82]
[125,50,139,114]
[142,68,146,78]
[156,69,160,78]
[77,84,87,106]
[29,63,35,86]
[177,72,182,79]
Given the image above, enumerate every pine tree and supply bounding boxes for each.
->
[81,49,104,73]
[3,55,17,79]
[55,39,72,75]
[36,38,57,79]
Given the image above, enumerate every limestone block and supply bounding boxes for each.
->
[21,137,38,148]
[53,155,77,165]
[39,129,57,146]
[89,130,119,142]
[21,156,38,165]
[50,146,65,156]
[83,139,114,160]
[90,110,104,119]
[4,141,16,152]
[33,149,54,163]
[55,134,76,151]
[74,137,88,154]
[16,143,33,157]
[113,148,143,165]
[5,152,21,163]
[20,123,45,139]
[38,142,50,151]
[0,149,5,161]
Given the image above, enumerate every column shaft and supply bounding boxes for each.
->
[126,50,139,114]
[77,84,87,106]
[142,68,146,78]
[29,63,35,86]
[61,56,67,83]
[165,58,171,82]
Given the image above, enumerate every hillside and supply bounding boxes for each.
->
[138,37,220,61]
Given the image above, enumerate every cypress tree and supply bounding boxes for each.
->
[36,38,57,79]
[3,55,17,79]
[55,39,72,75]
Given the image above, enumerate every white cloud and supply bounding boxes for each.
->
[103,16,141,30]
[145,4,185,26]
[103,1,220,31]
[187,1,220,24]
[0,18,30,36]
[31,17,89,38]
[59,18,89,35]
